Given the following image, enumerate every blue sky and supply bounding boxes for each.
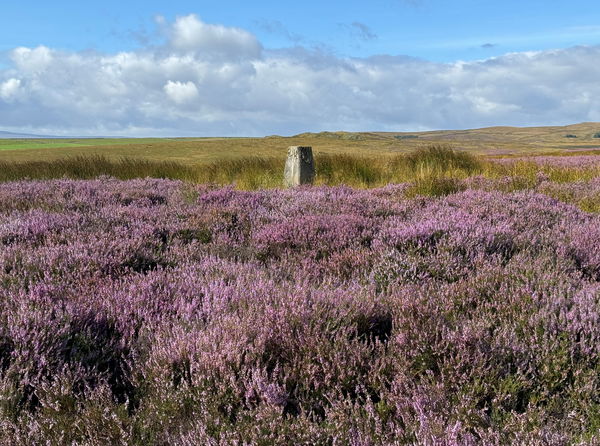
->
[1,1,600,135]
[4,0,600,61]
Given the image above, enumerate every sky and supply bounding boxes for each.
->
[1,0,600,136]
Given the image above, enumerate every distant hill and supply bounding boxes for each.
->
[374,122,600,143]
[292,131,391,141]
[0,130,54,139]
[4,123,600,142]
[1,123,600,162]
[0,131,115,139]
[293,123,600,144]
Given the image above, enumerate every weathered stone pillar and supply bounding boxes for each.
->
[284,146,315,187]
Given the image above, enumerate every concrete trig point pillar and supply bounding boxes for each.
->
[284,146,315,187]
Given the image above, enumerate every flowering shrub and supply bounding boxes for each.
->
[1,177,600,444]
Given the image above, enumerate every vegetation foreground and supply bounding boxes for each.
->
[3,164,600,444]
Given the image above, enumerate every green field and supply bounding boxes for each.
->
[0,138,167,151]
[1,122,600,165]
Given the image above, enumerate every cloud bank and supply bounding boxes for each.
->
[1,14,599,136]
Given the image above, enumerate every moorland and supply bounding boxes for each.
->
[1,122,600,189]
[2,123,600,444]
[2,122,600,163]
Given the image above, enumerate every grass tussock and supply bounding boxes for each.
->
[402,144,482,174]
[198,157,282,189]
[317,146,483,189]
[315,154,383,186]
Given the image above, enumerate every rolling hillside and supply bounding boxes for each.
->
[0,122,599,163]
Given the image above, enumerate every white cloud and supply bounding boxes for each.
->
[164,80,199,104]
[170,14,262,60]
[11,46,53,72]
[0,15,599,136]
[0,78,22,102]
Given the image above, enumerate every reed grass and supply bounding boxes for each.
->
[0,155,198,182]
[1,148,476,189]
[2,146,600,198]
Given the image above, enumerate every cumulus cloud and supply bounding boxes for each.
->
[169,14,262,60]
[0,78,22,102]
[11,46,53,72]
[0,14,599,136]
[164,80,199,104]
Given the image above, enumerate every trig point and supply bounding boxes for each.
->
[284,146,315,187]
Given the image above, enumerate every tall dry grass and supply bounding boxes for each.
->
[1,146,480,189]
[0,155,197,182]
[483,159,600,184]
[2,146,600,197]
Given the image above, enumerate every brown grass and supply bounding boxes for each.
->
[1,122,600,165]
